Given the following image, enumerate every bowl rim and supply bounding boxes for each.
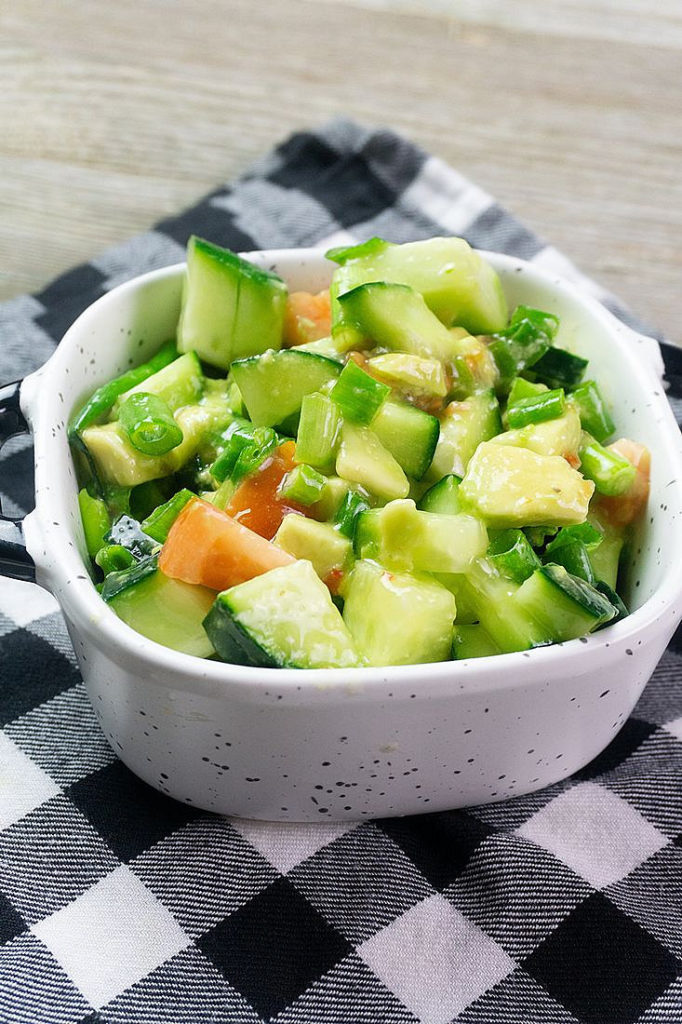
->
[22,246,682,697]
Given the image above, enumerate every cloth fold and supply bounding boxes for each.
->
[1,119,682,1024]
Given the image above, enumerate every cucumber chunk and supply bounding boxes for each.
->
[460,442,594,528]
[204,560,362,669]
[108,568,216,657]
[429,391,502,480]
[337,282,468,364]
[417,474,462,515]
[178,236,287,369]
[515,564,616,641]
[371,400,440,480]
[459,557,551,653]
[231,350,341,428]
[354,498,487,573]
[330,236,508,336]
[452,623,501,660]
[343,560,456,666]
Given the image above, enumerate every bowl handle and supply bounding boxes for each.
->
[0,380,36,583]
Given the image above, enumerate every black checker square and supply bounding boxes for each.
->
[0,627,81,727]
[576,717,657,781]
[34,263,107,344]
[67,760,200,863]
[156,193,256,252]
[0,889,26,945]
[288,822,432,945]
[197,875,352,1021]
[377,809,493,891]
[270,134,400,230]
[523,892,682,1024]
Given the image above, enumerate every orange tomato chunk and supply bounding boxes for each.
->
[282,291,332,346]
[226,441,307,540]
[159,498,294,591]
[595,438,651,527]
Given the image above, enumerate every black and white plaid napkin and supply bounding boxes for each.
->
[2,119,682,1024]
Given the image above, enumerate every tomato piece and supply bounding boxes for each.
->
[282,291,332,346]
[159,498,294,591]
[595,439,651,528]
[226,441,308,540]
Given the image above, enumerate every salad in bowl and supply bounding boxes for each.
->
[70,235,649,670]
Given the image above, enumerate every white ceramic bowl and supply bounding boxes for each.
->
[3,248,682,821]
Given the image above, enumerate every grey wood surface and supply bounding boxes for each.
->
[1,0,680,342]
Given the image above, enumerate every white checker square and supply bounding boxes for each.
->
[0,731,60,828]
[400,156,492,235]
[231,817,357,874]
[517,781,667,890]
[32,864,190,1009]
[357,893,515,1024]
[663,715,682,741]
[0,578,58,628]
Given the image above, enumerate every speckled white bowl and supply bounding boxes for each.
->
[12,248,682,820]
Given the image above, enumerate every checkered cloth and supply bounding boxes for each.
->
[1,119,682,1024]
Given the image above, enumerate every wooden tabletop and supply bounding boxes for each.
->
[1,0,680,343]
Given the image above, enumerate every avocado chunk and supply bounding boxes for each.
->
[460,441,594,528]
[274,514,353,581]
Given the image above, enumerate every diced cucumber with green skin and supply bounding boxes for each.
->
[343,559,456,666]
[452,623,502,660]
[274,515,353,580]
[586,512,624,590]
[82,393,234,487]
[204,560,362,669]
[109,568,216,657]
[491,406,582,461]
[595,581,629,625]
[111,352,203,417]
[231,350,341,428]
[544,538,596,585]
[460,442,594,528]
[333,489,370,538]
[417,475,462,515]
[428,390,502,480]
[371,400,440,480]
[292,337,345,362]
[330,236,508,336]
[515,564,616,641]
[178,236,287,370]
[101,553,160,602]
[488,528,541,583]
[336,422,409,501]
[337,283,471,364]
[366,353,447,398]
[460,557,550,653]
[354,498,487,574]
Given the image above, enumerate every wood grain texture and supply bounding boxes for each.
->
[1,0,680,342]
